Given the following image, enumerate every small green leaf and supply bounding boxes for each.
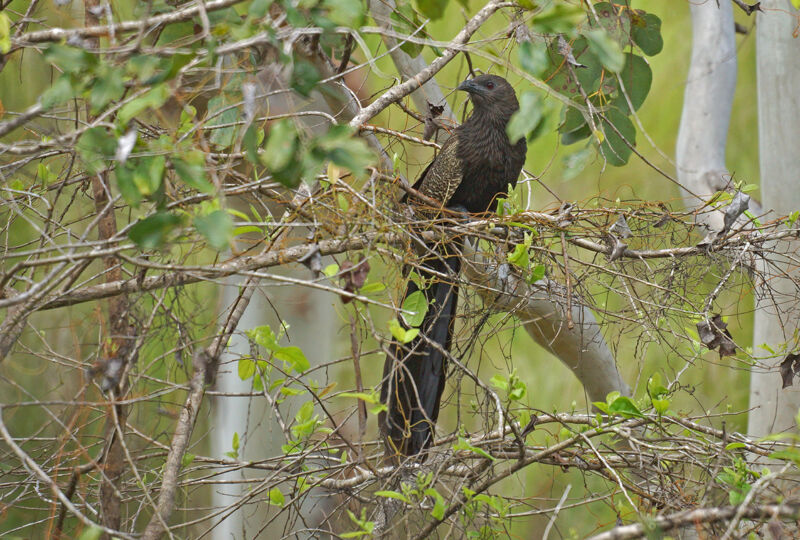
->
[232,431,240,453]
[172,151,215,193]
[77,526,103,540]
[263,119,298,174]
[608,395,644,418]
[41,75,78,109]
[416,0,449,20]
[118,85,169,126]
[725,442,746,451]
[527,264,545,284]
[44,43,93,74]
[322,0,365,27]
[584,29,625,73]
[268,487,285,506]
[453,437,495,461]
[323,263,340,278]
[388,319,419,344]
[402,290,428,327]
[518,40,548,77]
[194,210,233,250]
[128,212,182,249]
[91,65,125,113]
[597,108,635,167]
[507,91,543,145]
[76,127,117,174]
[630,12,663,56]
[290,60,320,97]
[181,452,196,467]
[0,13,11,54]
[274,346,310,373]
[613,54,652,112]
[238,358,255,380]
[338,391,381,404]
[375,490,410,503]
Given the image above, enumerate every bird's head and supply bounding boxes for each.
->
[456,74,518,112]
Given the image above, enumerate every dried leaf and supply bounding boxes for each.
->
[723,191,750,232]
[340,256,370,303]
[557,35,586,69]
[779,353,800,389]
[423,102,445,141]
[609,214,633,238]
[606,235,627,262]
[697,314,737,358]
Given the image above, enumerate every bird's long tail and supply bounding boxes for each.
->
[380,246,461,458]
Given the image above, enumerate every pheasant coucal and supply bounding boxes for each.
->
[380,74,528,457]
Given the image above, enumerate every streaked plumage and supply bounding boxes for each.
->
[381,74,527,458]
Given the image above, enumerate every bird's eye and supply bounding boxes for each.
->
[486,82,495,90]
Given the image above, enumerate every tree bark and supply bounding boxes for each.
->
[749,0,800,438]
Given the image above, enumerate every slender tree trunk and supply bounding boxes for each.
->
[748,0,800,438]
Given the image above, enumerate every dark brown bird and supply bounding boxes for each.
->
[380,74,527,457]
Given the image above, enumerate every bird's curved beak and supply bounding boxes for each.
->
[457,79,477,93]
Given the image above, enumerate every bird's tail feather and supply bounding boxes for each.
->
[380,248,460,457]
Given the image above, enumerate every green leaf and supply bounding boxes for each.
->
[584,29,625,73]
[172,151,215,193]
[291,60,320,97]
[77,526,103,540]
[0,13,11,54]
[559,107,590,145]
[131,155,166,197]
[249,0,275,18]
[207,96,239,148]
[415,0,449,20]
[323,263,340,277]
[263,119,298,175]
[390,5,424,57]
[507,91,543,145]
[402,290,428,327]
[630,12,663,56]
[41,75,79,109]
[613,54,652,112]
[128,212,182,249]
[115,165,142,207]
[238,358,256,380]
[90,65,125,113]
[295,401,315,424]
[274,346,310,373]
[388,319,419,344]
[725,442,746,451]
[338,391,381,404]
[181,452,196,467]
[118,85,169,126]
[44,43,93,74]
[507,234,532,269]
[453,437,495,461]
[375,490,410,503]
[424,488,446,520]
[194,210,233,250]
[597,108,635,166]
[608,395,644,418]
[527,264,546,284]
[322,0,365,27]
[232,431,240,454]
[76,127,117,174]
[317,125,376,178]
[518,40,548,77]
[268,487,285,506]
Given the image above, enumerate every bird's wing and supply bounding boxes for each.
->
[415,134,463,206]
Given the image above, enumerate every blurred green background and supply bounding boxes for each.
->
[0,0,761,538]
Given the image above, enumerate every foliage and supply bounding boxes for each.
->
[0,1,795,539]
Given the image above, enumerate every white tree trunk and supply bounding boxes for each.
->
[748,0,800,438]
[675,0,736,231]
